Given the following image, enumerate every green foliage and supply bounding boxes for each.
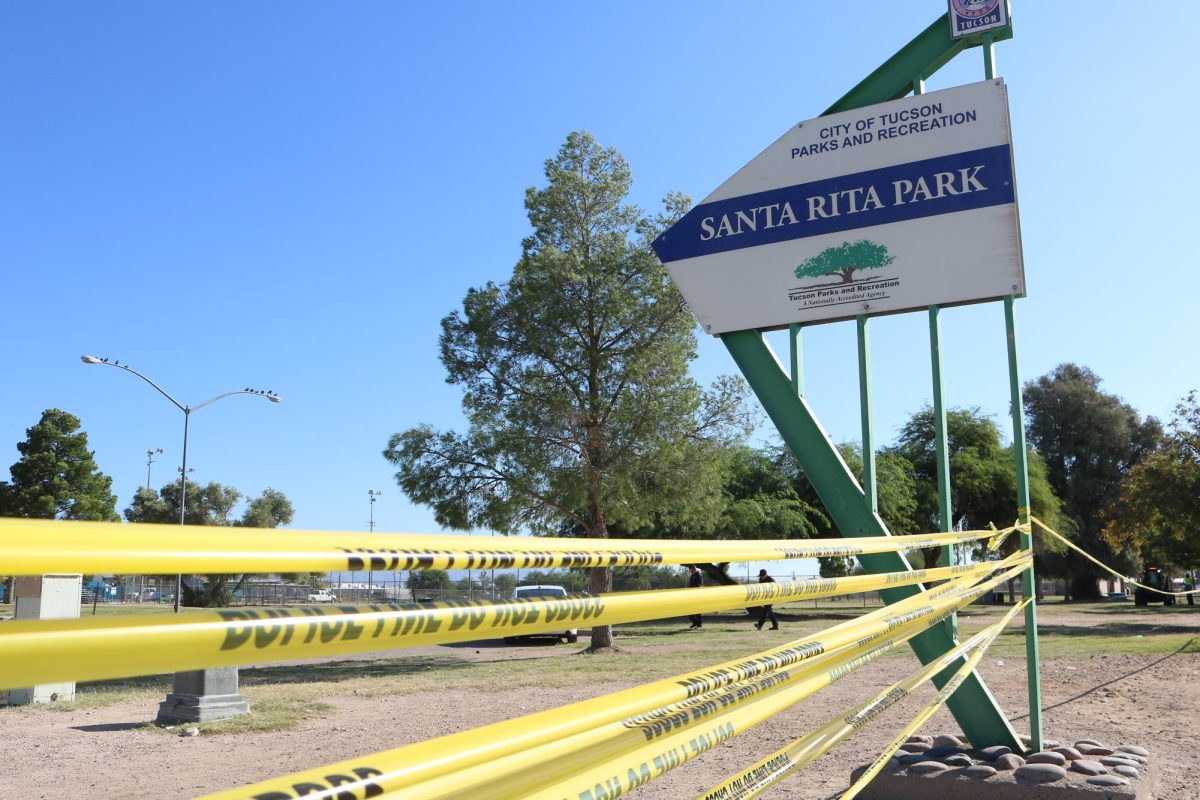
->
[0,409,117,521]
[383,132,754,649]
[491,573,518,596]
[1024,364,1162,598]
[793,240,894,283]
[611,444,827,543]
[1102,391,1200,571]
[409,569,451,595]
[888,406,1063,569]
[124,480,294,606]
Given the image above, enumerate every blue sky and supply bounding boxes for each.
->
[1,3,1193,580]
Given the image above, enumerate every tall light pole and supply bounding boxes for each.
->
[367,490,381,602]
[145,447,164,490]
[82,355,280,613]
[82,354,280,723]
[368,489,382,532]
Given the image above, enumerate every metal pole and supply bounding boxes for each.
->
[788,323,804,397]
[145,448,162,490]
[982,32,996,80]
[1005,294,1043,750]
[174,409,190,614]
[856,316,876,513]
[929,305,956,638]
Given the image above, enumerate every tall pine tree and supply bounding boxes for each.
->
[385,132,753,651]
[0,408,117,521]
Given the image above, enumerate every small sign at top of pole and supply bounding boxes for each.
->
[948,0,1010,39]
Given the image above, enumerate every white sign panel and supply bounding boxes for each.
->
[653,79,1024,334]
[948,0,1010,39]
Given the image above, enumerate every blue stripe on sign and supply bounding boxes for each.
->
[652,145,1014,264]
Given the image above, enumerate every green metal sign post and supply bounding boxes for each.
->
[720,11,1041,750]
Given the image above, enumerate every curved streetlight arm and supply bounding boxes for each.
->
[81,357,186,413]
[191,389,283,412]
[81,354,281,613]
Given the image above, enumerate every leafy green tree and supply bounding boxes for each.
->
[409,568,451,597]
[384,132,753,651]
[0,409,117,521]
[793,240,894,284]
[1102,391,1200,572]
[1024,364,1161,599]
[492,573,518,597]
[889,406,1062,572]
[125,481,294,606]
[773,442,918,576]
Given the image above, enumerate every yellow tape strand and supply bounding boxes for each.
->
[699,598,1030,800]
[836,599,1034,800]
[465,563,1030,800]
[0,560,1000,692]
[197,555,1029,800]
[1028,516,1200,599]
[0,516,1010,574]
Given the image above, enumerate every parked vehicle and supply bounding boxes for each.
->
[307,590,337,603]
[507,584,579,644]
[1134,567,1175,606]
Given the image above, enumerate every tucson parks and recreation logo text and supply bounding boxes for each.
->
[787,240,900,312]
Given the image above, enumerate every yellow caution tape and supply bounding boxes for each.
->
[699,598,1030,800]
[837,599,1033,800]
[0,516,1010,574]
[464,562,1030,800]
[196,554,1029,800]
[1028,516,1200,599]
[0,558,1000,692]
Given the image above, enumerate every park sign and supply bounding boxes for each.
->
[948,0,1011,39]
[652,79,1024,334]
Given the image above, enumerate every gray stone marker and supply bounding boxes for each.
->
[156,667,250,724]
[852,734,1156,800]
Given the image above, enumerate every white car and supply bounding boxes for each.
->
[508,584,579,644]
[306,590,337,603]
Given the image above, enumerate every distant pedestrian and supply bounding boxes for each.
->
[687,565,703,628]
[755,569,780,630]
[1186,572,1196,606]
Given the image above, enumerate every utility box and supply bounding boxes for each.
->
[4,574,82,705]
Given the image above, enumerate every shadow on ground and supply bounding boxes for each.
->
[1007,636,1199,721]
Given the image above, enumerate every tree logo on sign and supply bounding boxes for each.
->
[793,240,895,284]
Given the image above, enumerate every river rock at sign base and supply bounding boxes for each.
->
[1088,775,1131,787]
[963,765,997,780]
[1015,764,1068,783]
[994,754,1025,771]
[1070,760,1107,776]
[1027,751,1068,766]
[978,745,1011,762]
[908,761,951,775]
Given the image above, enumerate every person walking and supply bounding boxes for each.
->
[754,569,780,630]
[687,565,703,628]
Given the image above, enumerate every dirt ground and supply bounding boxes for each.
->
[4,605,1198,800]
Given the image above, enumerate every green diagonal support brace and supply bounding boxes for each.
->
[723,330,1021,749]
[824,15,1012,115]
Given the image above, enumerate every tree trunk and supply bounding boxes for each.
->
[586,494,614,651]
[588,562,614,650]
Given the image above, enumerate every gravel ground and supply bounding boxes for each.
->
[4,606,1198,800]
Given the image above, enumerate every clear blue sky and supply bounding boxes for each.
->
[1,3,1193,580]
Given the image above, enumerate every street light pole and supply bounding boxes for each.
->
[82,356,280,613]
[145,448,164,489]
[81,355,280,723]
[367,490,381,602]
